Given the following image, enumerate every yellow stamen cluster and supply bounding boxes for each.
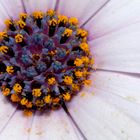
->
[75,71,83,78]
[0,46,9,54]
[32,54,40,60]
[63,76,73,85]
[47,9,55,17]
[52,97,60,103]
[0,32,8,39]
[17,20,26,28]
[81,56,90,64]
[83,80,92,86]
[33,11,43,19]
[69,17,78,25]
[35,100,44,107]
[13,83,22,93]
[32,89,42,97]
[4,19,13,27]
[2,88,10,96]
[20,13,28,20]
[63,92,71,101]
[62,28,73,37]
[72,84,80,91]
[49,19,57,26]
[77,29,88,38]
[21,98,28,105]
[23,109,33,117]
[48,77,56,85]
[44,95,52,104]
[80,43,89,52]
[6,66,14,74]
[11,94,21,102]
[74,58,83,66]
[15,34,24,43]
[58,15,68,24]
[26,102,33,108]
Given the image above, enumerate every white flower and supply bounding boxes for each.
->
[0,0,140,140]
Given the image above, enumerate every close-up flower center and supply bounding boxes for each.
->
[0,10,93,115]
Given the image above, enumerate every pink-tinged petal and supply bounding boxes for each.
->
[0,0,23,19]
[29,110,79,140]
[84,0,140,40]
[89,22,140,73]
[0,110,33,140]
[23,0,56,13]
[57,0,109,25]
[68,71,140,140]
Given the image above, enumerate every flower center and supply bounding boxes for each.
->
[0,10,93,116]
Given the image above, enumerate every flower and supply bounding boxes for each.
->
[0,0,140,140]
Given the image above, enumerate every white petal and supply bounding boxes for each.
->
[93,71,140,104]
[68,71,140,140]
[0,94,16,133]
[0,110,33,140]
[89,22,140,73]
[84,0,140,40]
[23,0,56,13]
[0,0,23,19]
[57,0,108,25]
[0,3,10,30]
[29,110,79,140]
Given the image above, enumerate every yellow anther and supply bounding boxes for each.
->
[90,58,95,65]
[72,84,80,91]
[83,68,90,76]
[21,98,28,105]
[33,11,43,19]
[0,46,9,54]
[74,58,83,66]
[17,20,26,28]
[69,17,78,25]
[63,92,71,101]
[2,88,10,96]
[23,109,33,117]
[4,19,13,27]
[0,32,8,39]
[32,89,42,97]
[20,13,28,20]
[13,83,22,93]
[80,43,89,52]
[62,28,73,37]
[75,71,83,78]
[81,56,90,64]
[77,29,88,38]
[44,95,52,104]
[26,102,33,108]
[11,94,21,102]
[6,66,14,74]
[35,100,44,107]
[32,54,40,60]
[63,76,73,85]
[58,15,68,24]
[47,9,55,17]
[52,97,60,103]
[15,34,24,43]
[49,19,57,26]
[48,77,56,85]
[83,80,92,86]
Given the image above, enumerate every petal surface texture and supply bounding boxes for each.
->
[89,22,140,73]
[68,72,140,140]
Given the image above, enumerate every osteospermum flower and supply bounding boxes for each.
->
[0,0,140,140]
